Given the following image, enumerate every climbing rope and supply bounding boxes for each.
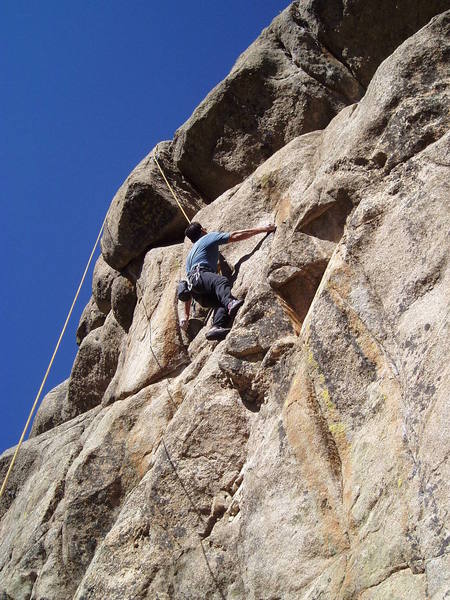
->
[132,271,226,599]
[0,216,107,500]
[130,156,227,595]
[153,146,191,225]
[0,148,190,502]
[1,147,224,594]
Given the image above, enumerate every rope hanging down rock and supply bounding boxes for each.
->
[153,146,191,225]
[0,217,107,500]
[0,148,192,501]
[1,152,225,597]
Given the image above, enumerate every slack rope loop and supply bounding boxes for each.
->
[153,149,191,225]
[0,217,107,500]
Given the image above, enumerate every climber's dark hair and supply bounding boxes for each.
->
[185,221,203,243]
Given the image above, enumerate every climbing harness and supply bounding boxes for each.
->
[187,263,210,289]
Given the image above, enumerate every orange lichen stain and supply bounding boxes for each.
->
[275,192,292,223]
[327,275,395,380]
[305,340,349,454]
[283,362,349,554]
[274,293,302,335]
[283,358,348,532]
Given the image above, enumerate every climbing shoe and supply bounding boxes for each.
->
[228,299,244,318]
[205,326,231,341]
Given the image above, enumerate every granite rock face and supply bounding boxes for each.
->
[173,2,363,201]
[172,0,449,201]
[1,7,449,600]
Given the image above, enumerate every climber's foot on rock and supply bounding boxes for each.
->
[228,299,244,318]
[206,326,231,341]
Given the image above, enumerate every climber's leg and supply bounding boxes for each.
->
[197,271,233,308]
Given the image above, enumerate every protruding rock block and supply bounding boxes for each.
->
[64,313,125,420]
[92,255,120,315]
[76,297,106,345]
[111,275,136,332]
[30,380,69,438]
[173,1,447,202]
[101,141,205,270]
[300,0,450,87]
[173,3,363,200]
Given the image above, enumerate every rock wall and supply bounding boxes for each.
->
[1,3,449,599]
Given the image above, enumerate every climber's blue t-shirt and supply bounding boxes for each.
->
[186,231,230,275]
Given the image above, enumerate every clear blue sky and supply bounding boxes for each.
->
[0,1,290,453]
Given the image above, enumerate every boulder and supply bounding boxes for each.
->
[299,0,450,87]
[111,274,136,332]
[92,255,120,315]
[173,3,363,200]
[29,379,69,438]
[172,1,448,201]
[63,312,125,421]
[76,297,106,345]
[100,141,205,270]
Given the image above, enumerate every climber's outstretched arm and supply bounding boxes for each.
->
[228,224,276,243]
[180,298,191,330]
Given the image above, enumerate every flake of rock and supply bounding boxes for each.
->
[64,312,125,421]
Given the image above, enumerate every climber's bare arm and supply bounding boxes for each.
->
[180,298,191,330]
[228,224,276,243]
[184,298,191,318]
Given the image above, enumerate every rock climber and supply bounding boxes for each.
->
[181,221,276,341]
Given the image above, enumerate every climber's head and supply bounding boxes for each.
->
[185,221,206,243]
